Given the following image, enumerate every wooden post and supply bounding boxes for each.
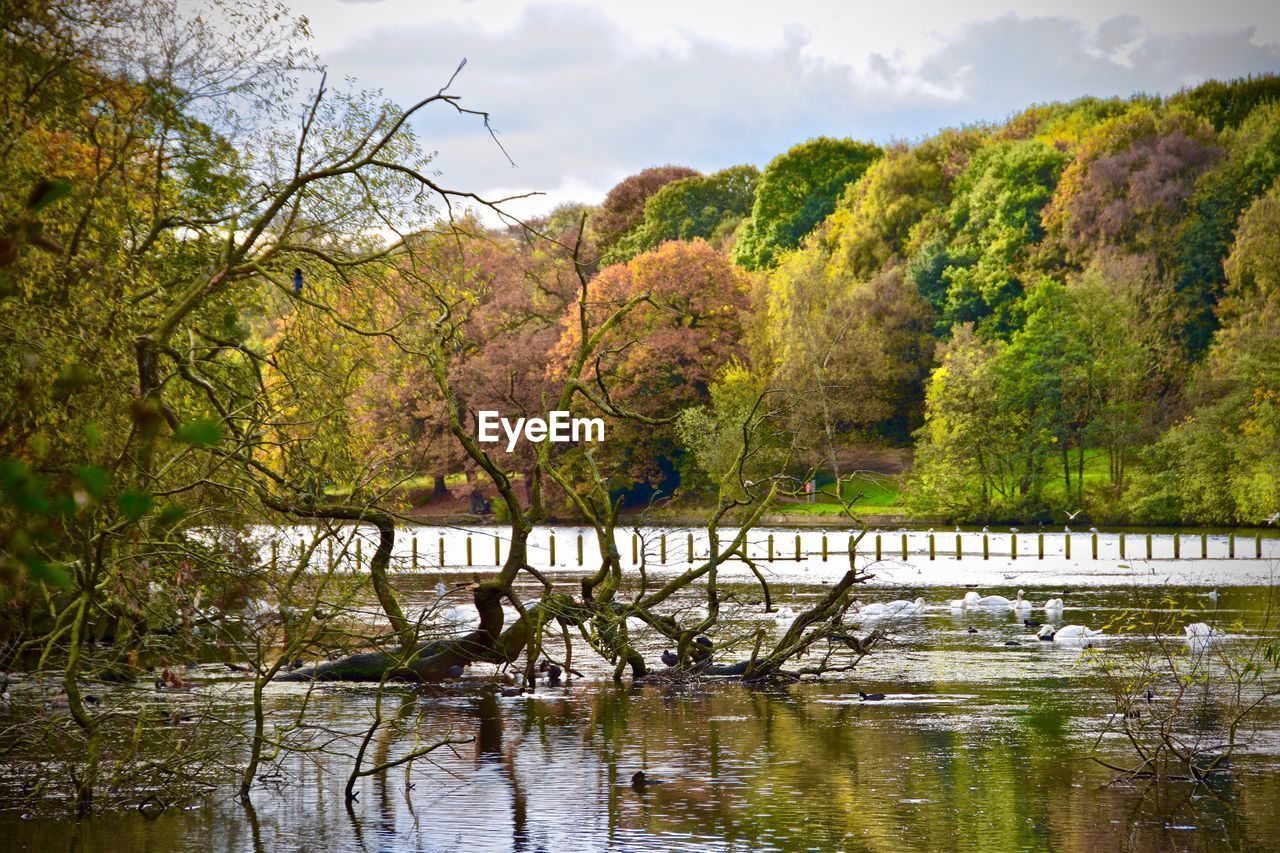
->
[849,534,856,562]
[821,534,828,562]
[1258,533,1263,559]
[1174,533,1180,559]
[412,535,418,570]
[982,534,988,560]
[1119,532,1125,560]
[632,533,638,564]
[578,533,585,566]
[956,533,962,560]
[466,536,472,566]
[1065,533,1071,560]
[901,533,908,561]
[494,536,501,566]
[795,534,801,562]
[438,537,445,568]
[660,534,666,564]
[549,533,556,566]
[1091,533,1098,560]
[1037,533,1044,560]
[1011,534,1017,561]
[1229,533,1235,559]
[1201,533,1208,559]
[876,534,882,562]
[1146,533,1152,560]
[688,533,695,564]
[929,533,935,560]
[767,534,774,562]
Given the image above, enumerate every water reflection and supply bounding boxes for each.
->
[2,581,1278,851]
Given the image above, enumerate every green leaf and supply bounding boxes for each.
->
[25,178,72,214]
[174,419,222,447]
[117,490,153,523]
[75,466,109,501]
[155,504,187,528]
[24,556,71,588]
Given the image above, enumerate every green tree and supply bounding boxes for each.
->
[732,137,881,270]
[610,165,758,261]
[934,139,1067,335]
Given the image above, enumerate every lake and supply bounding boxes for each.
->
[2,525,1278,851]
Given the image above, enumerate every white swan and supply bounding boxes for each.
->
[859,597,926,618]
[975,593,1013,608]
[1011,590,1032,612]
[1043,598,1064,612]
[1184,622,1218,653]
[1048,624,1104,643]
[773,606,798,628]
[949,591,982,609]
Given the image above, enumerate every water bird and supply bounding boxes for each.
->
[949,591,982,609]
[630,771,666,790]
[1004,640,1022,647]
[1089,527,1099,534]
[1011,591,1032,612]
[538,660,563,683]
[1203,589,1220,604]
[1043,598,1064,612]
[975,593,1012,608]
[1010,527,1019,534]
[982,526,989,534]
[435,580,447,597]
[694,635,714,649]
[1065,509,1082,520]
[859,597,926,618]
[1024,618,1041,628]
[858,691,886,701]
[1184,622,1218,653]
[1265,511,1279,525]
[967,626,979,634]
[1040,624,1104,642]
[661,649,679,667]
[444,664,465,679]
[499,686,524,698]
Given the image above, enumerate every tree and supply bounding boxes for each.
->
[609,164,758,261]
[1172,102,1280,356]
[732,137,881,270]
[553,238,752,488]
[590,165,699,255]
[932,139,1067,335]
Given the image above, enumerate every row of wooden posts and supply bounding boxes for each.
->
[269,530,1268,570]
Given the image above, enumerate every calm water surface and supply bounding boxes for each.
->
[3,550,1279,851]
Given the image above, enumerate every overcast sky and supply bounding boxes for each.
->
[263,0,1280,217]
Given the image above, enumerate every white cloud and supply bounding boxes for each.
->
[269,1,1280,214]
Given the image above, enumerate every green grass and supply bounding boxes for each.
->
[773,474,909,517]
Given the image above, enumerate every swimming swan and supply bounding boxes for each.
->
[949,591,983,609]
[859,597,926,618]
[1043,598,1064,612]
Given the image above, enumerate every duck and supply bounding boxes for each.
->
[630,771,667,790]
[1043,598,1064,612]
[661,649,679,667]
[538,660,563,684]
[858,691,886,701]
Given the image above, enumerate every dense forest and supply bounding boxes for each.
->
[364,80,1280,526]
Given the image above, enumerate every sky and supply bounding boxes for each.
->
[260,0,1280,217]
